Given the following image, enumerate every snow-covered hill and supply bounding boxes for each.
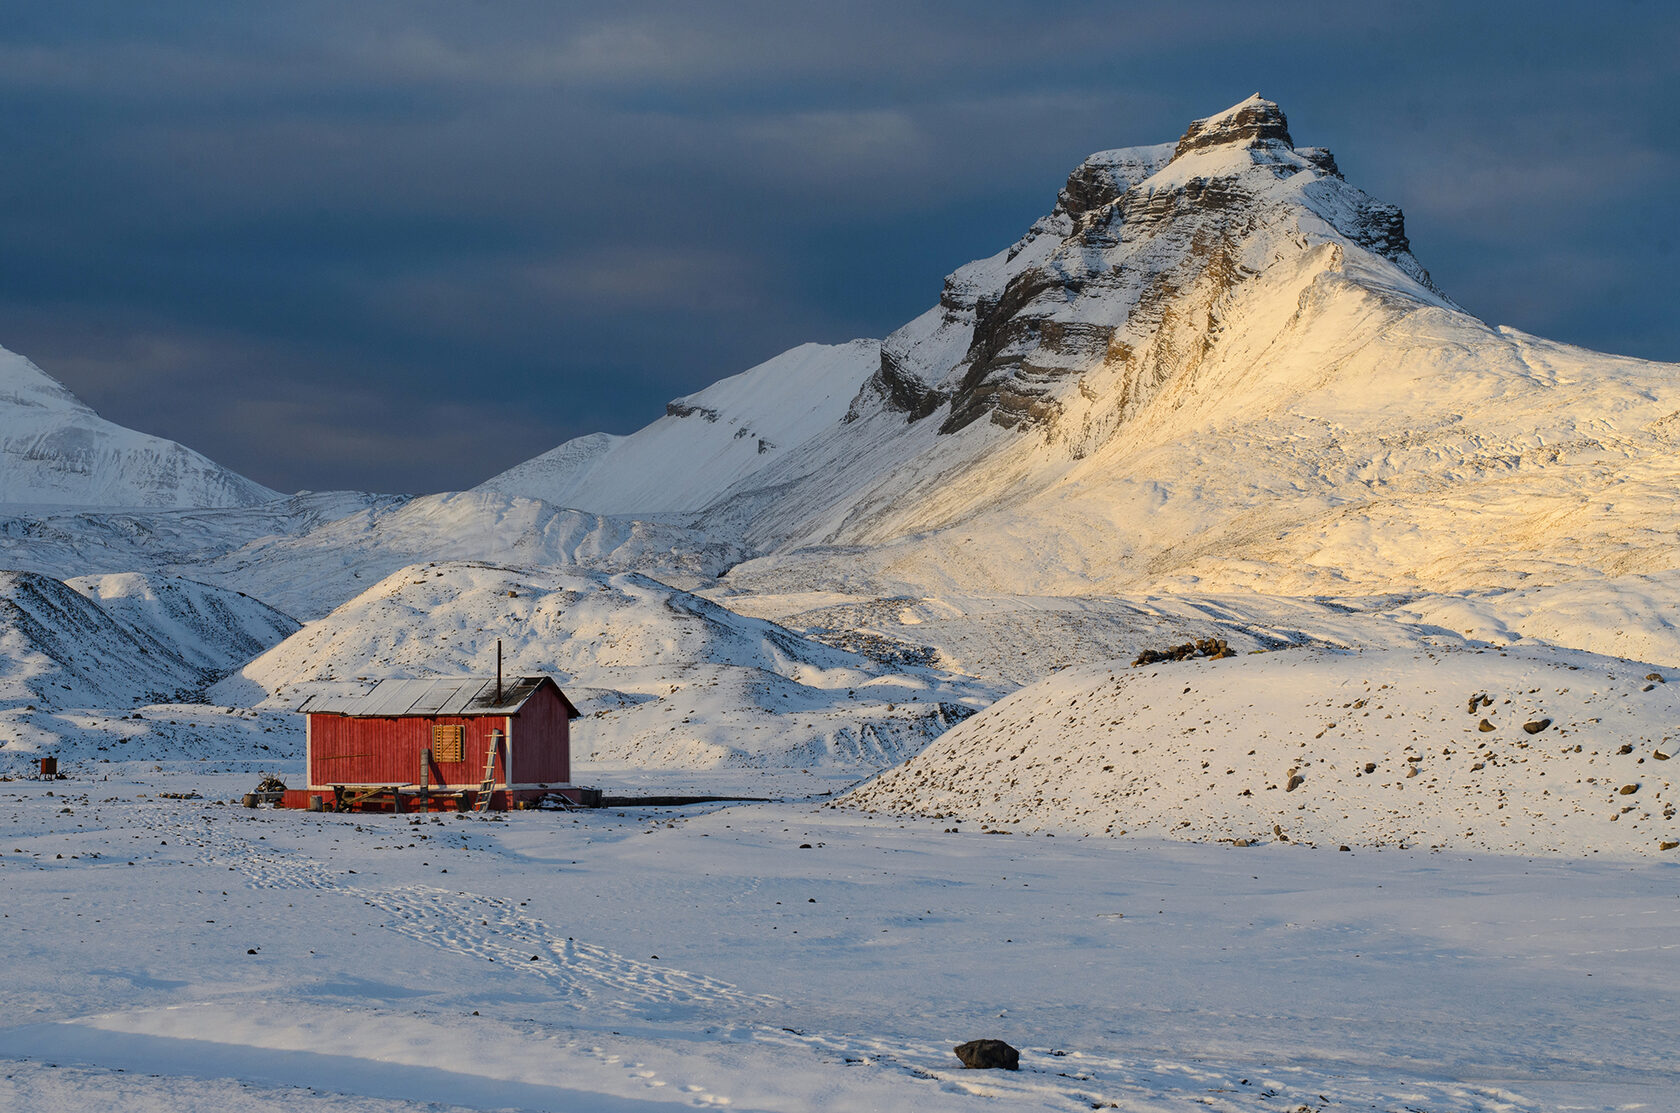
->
[220,561,993,773]
[67,572,299,673]
[844,643,1680,855]
[0,344,280,509]
[0,570,296,714]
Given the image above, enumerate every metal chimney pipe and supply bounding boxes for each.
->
[496,639,503,703]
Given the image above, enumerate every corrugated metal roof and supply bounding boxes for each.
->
[299,675,564,718]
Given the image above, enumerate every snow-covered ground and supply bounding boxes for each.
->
[2,763,1676,1112]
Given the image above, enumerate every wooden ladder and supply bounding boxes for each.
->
[473,739,500,813]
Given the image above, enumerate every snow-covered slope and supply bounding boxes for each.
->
[844,643,1680,856]
[0,344,280,509]
[0,571,205,712]
[220,561,992,773]
[718,573,1680,690]
[478,340,880,514]
[0,570,295,713]
[67,572,299,672]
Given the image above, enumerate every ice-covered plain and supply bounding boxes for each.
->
[4,95,1680,1111]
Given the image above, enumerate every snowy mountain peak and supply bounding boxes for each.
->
[906,95,1445,438]
[1170,93,1293,158]
[0,343,281,510]
[485,98,1680,602]
[0,345,89,413]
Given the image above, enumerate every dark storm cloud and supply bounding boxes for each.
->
[0,2,1674,493]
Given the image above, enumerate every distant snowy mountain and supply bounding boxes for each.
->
[489,96,1680,599]
[0,491,397,586]
[0,344,280,509]
[196,490,748,619]
[478,340,880,514]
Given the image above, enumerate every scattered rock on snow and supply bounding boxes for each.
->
[954,1039,1020,1070]
[1522,719,1552,734]
[1133,638,1234,667]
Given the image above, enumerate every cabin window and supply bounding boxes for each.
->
[432,724,464,763]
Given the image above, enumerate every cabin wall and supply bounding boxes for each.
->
[511,688,571,785]
[307,713,510,789]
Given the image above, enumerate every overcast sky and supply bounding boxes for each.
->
[1,2,1674,494]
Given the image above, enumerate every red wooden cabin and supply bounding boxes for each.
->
[290,675,581,811]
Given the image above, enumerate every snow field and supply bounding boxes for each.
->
[0,703,298,772]
[4,771,1679,1111]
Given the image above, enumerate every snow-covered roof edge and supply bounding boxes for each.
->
[298,675,579,719]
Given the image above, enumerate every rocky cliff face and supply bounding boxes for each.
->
[863,95,1444,444]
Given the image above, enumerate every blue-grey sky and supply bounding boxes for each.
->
[1,2,1674,494]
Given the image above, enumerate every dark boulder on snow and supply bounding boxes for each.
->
[953,1038,1019,1070]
